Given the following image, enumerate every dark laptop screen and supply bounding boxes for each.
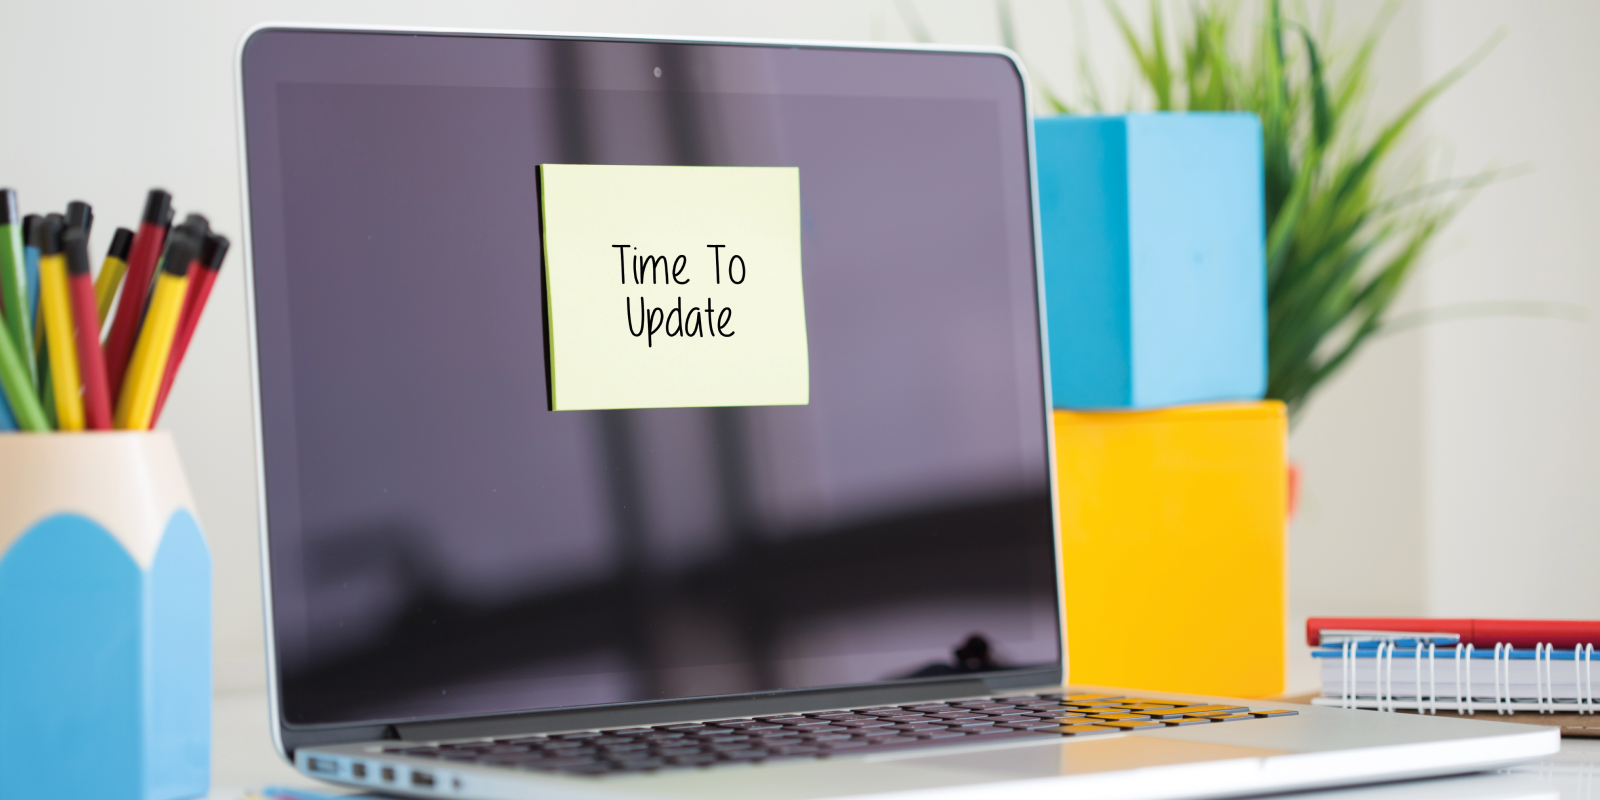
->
[242,30,1058,727]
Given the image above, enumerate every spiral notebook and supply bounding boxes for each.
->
[1308,617,1600,715]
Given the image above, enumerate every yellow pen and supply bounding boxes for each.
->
[115,229,197,430]
[37,217,84,431]
[36,217,84,432]
[94,227,135,324]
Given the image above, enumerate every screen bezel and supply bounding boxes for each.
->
[235,23,1065,757]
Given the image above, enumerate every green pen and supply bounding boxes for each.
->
[0,189,28,372]
[0,303,48,431]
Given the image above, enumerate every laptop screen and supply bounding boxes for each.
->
[242,30,1059,727]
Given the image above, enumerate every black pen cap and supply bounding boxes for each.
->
[199,233,230,271]
[23,215,40,248]
[1,189,18,226]
[66,200,92,234]
[107,228,134,262]
[160,230,199,278]
[63,227,92,275]
[141,189,172,227]
[177,213,209,240]
[38,215,64,256]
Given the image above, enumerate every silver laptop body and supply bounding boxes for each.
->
[235,23,1557,800]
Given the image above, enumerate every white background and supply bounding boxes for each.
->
[1,0,1594,700]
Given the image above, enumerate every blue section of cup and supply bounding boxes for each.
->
[0,510,210,800]
[1035,113,1266,409]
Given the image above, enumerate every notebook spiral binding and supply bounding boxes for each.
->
[1312,641,1597,715]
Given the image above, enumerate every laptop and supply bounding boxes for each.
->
[236,24,1557,799]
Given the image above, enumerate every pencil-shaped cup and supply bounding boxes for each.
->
[0,431,210,800]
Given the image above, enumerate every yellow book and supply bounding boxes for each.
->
[1055,401,1286,697]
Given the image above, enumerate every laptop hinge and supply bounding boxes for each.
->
[393,678,1007,743]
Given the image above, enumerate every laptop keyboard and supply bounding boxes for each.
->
[381,692,1297,777]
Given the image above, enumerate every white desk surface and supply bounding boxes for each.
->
[209,688,1600,799]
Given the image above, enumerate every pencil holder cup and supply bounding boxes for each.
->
[0,431,210,800]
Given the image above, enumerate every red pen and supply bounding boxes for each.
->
[103,189,171,401]
[151,232,228,424]
[63,227,112,429]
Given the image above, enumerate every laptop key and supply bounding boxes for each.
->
[774,744,822,755]
[614,758,667,771]
[1201,713,1256,723]
[1250,710,1299,718]
[1048,724,1120,736]
[1099,720,1164,730]
[670,753,719,766]
[1161,718,1211,727]
[510,756,596,769]
[998,721,1058,730]
[1143,705,1245,718]
[657,746,704,757]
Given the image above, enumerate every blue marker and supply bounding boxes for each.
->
[0,387,15,430]
[23,215,41,359]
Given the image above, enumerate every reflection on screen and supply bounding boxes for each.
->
[244,33,1059,726]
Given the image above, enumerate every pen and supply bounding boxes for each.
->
[34,215,60,356]
[22,215,40,362]
[37,216,84,431]
[93,227,134,324]
[152,232,228,424]
[65,200,93,236]
[65,227,112,429]
[104,189,172,401]
[115,228,196,430]
[0,190,28,369]
[32,214,61,426]
[0,309,46,431]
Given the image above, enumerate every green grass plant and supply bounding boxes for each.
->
[1015,1,1500,418]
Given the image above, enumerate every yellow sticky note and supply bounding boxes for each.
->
[539,164,810,411]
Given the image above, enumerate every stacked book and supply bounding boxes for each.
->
[1309,617,1600,714]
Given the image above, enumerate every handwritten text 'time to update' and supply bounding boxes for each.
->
[615,244,750,346]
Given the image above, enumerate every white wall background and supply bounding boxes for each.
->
[1,1,1594,698]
